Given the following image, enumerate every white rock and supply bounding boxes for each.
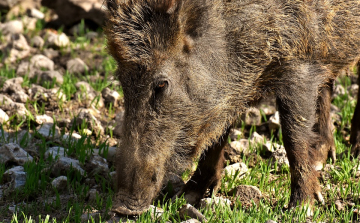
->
[36,123,60,138]
[30,36,44,48]
[16,61,30,76]
[229,128,243,141]
[102,87,121,105]
[223,162,248,178]
[230,139,250,155]
[268,111,280,131]
[0,109,9,124]
[179,204,206,222]
[67,58,89,74]
[199,197,231,209]
[40,71,64,84]
[0,94,14,105]
[3,166,26,190]
[30,54,54,71]
[2,77,23,93]
[35,114,54,125]
[21,16,37,31]
[86,155,109,176]
[45,147,66,159]
[269,146,289,168]
[52,157,85,176]
[3,34,30,64]
[51,176,68,191]
[0,143,33,165]
[12,91,29,103]
[28,8,44,19]
[46,32,70,48]
[250,132,265,145]
[0,20,23,35]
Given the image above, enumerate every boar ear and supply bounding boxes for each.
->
[158,0,179,14]
[106,0,130,11]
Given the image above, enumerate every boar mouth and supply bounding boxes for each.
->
[112,192,151,215]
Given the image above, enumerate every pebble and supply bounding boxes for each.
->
[45,147,66,160]
[229,128,243,141]
[40,70,64,85]
[85,155,109,176]
[52,157,85,177]
[30,54,54,71]
[27,8,44,19]
[179,204,207,222]
[268,111,280,131]
[12,91,29,103]
[46,32,70,48]
[36,123,61,138]
[16,61,30,76]
[3,166,27,189]
[31,36,44,48]
[0,143,33,165]
[102,87,121,106]
[0,109,9,123]
[2,77,23,94]
[228,185,262,206]
[67,58,89,74]
[3,34,30,63]
[199,197,231,209]
[35,114,54,125]
[242,107,262,126]
[223,162,248,179]
[0,20,23,35]
[269,146,289,168]
[51,176,68,191]
[335,200,344,211]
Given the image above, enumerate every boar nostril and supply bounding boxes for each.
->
[151,173,157,182]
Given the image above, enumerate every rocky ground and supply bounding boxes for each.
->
[1,1,360,223]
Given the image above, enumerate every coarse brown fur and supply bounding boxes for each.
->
[104,0,360,215]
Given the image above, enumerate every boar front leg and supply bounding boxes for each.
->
[350,61,360,157]
[179,129,230,205]
[275,63,327,212]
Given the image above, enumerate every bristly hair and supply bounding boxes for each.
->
[104,0,219,73]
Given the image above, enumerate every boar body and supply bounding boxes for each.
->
[105,0,360,215]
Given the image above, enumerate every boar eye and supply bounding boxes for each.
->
[154,80,168,95]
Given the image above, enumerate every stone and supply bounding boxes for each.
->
[30,36,44,48]
[16,61,30,76]
[229,128,243,141]
[113,111,124,137]
[0,94,14,105]
[43,48,59,59]
[73,109,104,135]
[21,16,37,31]
[29,54,54,71]
[228,185,262,206]
[36,123,61,138]
[223,162,248,179]
[334,84,345,96]
[35,114,53,125]
[225,139,250,164]
[242,107,262,126]
[2,77,23,94]
[40,71,64,85]
[67,58,89,74]
[335,200,344,211]
[5,102,29,118]
[63,132,82,141]
[269,146,289,168]
[51,176,68,191]
[3,34,30,64]
[3,166,27,189]
[0,20,23,35]
[41,0,106,26]
[27,8,44,19]
[0,0,22,9]
[52,157,85,177]
[199,197,231,209]
[268,111,280,131]
[0,109,9,124]
[0,143,33,165]
[45,31,70,48]
[85,155,109,176]
[348,84,359,96]
[45,147,66,160]
[250,132,265,145]
[12,91,29,103]
[179,204,207,222]
[102,87,121,106]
